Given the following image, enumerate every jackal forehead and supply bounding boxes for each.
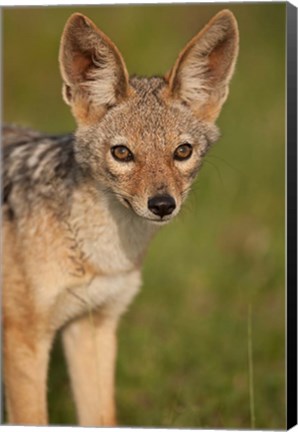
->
[97,81,201,144]
[129,76,167,98]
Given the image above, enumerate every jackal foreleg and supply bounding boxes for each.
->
[62,313,118,426]
[4,318,53,425]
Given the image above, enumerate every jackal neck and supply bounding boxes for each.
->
[68,181,159,275]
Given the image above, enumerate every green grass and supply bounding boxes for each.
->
[3,3,285,429]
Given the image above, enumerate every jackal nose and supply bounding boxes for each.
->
[148,195,176,218]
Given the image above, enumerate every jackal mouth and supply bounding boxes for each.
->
[143,216,173,225]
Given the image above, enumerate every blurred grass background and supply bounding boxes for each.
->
[3,3,285,429]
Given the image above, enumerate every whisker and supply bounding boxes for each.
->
[203,159,225,189]
[207,154,246,177]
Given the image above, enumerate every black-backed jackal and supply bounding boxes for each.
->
[2,10,239,426]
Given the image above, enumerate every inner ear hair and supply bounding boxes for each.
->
[59,13,130,124]
[167,9,239,123]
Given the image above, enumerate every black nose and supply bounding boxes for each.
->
[148,194,176,218]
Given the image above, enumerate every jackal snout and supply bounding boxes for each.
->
[147,194,176,219]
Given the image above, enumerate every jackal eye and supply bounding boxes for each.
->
[174,143,193,161]
[111,145,134,162]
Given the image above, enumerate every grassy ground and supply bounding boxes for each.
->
[3,3,285,429]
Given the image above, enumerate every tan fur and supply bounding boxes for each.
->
[62,315,118,426]
[59,13,130,125]
[2,10,239,426]
[167,9,239,122]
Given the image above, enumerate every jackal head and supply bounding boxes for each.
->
[59,10,239,224]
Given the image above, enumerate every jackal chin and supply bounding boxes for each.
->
[137,210,179,225]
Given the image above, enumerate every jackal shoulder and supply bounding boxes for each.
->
[2,125,80,221]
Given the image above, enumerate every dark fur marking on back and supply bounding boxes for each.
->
[2,129,79,218]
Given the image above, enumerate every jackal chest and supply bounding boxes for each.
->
[50,269,142,330]
[36,221,146,329]
[31,192,156,329]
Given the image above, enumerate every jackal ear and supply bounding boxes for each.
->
[59,13,129,125]
[167,10,239,123]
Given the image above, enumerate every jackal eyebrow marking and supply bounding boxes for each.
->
[109,136,129,147]
[178,133,195,145]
